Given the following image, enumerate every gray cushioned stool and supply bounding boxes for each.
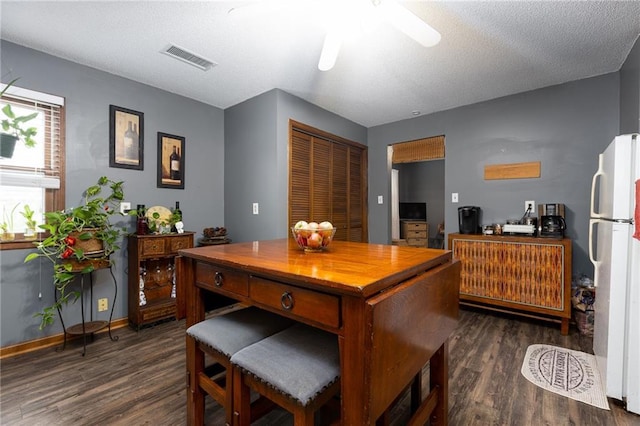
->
[186,306,294,425]
[230,323,341,426]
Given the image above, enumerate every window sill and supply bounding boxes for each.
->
[0,238,42,250]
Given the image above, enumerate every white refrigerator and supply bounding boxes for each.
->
[589,133,640,414]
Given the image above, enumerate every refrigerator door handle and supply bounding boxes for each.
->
[590,153,605,218]
[588,218,601,286]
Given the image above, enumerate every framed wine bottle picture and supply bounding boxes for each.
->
[157,132,185,189]
[109,105,144,170]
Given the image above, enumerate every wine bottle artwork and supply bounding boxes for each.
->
[170,146,181,180]
[124,120,138,162]
[110,106,143,170]
[158,133,185,189]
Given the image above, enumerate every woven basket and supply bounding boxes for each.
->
[70,228,104,256]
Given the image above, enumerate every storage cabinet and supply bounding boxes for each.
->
[447,233,572,334]
[128,232,194,328]
[401,221,429,247]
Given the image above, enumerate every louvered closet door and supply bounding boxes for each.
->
[289,126,367,242]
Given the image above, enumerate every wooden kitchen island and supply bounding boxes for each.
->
[179,239,460,425]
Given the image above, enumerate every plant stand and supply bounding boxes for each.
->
[55,260,118,356]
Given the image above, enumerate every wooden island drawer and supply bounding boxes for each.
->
[250,276,340,329]
[196,262,249,297]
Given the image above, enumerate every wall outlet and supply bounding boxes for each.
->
[252,203,259,215]
[98,298,108,312]
[120,201,131,214]
[525,200,535,212]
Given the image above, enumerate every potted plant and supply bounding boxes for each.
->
[24,176,126,328]
[20,204,38,240]
[1,203,18,241]
[1,78,38,158]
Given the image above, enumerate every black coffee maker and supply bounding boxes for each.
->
[458,206,481,234]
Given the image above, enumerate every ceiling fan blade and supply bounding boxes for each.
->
[379,1,441,47]
[318,30,343,71]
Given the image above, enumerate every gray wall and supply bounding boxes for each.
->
[395,160,445,240]
[368,73,621,279]
[0,41,225,346]
[620,35,640,134]
[224,89,367,243]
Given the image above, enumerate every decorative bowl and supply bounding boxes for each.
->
[291,226,336,253]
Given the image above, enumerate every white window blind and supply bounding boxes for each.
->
[1,83,65,239]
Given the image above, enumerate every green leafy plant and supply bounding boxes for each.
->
[1,78,38,148]
[20,204,38,230]
[1,203,19,235]
[24,176,126,329]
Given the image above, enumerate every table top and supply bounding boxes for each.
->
[179,238,451,298]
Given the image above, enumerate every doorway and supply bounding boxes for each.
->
[389,136,445,247]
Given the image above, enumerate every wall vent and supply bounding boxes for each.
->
[161,44,217,71]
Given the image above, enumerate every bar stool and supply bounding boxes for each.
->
[186,306,294,425]
[231,323,341,426]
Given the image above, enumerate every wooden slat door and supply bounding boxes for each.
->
[289,122,367,242]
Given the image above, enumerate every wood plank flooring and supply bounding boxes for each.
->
[1,307,639,425]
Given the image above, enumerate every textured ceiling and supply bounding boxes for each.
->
[1,1,639,127]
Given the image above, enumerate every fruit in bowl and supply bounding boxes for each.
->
[291,220,336,252]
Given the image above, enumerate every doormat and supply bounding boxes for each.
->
[521,344,609,410]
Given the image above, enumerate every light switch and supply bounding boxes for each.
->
[377,195,383,204]
[252,203,259,215]
[452,193,459,203]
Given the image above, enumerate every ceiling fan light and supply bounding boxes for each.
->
[318,30,342,71]
[381,1,441,47]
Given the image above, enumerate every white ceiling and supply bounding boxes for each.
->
[1,1,639,127]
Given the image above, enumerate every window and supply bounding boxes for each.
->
[0,83,65,250]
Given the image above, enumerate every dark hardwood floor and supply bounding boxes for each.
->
[1,307,639,425]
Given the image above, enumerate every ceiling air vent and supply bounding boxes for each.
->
[161,44,217,71]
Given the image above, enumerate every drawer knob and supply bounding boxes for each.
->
[280,292,294,310]
[214,272,224,287]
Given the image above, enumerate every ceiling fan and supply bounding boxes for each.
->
[229,0,441,72]
[318,0,441,71]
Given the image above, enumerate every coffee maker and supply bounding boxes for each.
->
[458,206,481,234]
[538,203,566,238]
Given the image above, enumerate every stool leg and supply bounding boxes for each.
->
[294,407,315,426]
[187,335,205,425]
[233,366,251,426]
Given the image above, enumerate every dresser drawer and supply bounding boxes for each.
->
[249,276,340,329]
[169,235,192,253]
[196,262,249,297]
[405,230,427,239]
[407,238,428,247]
[140,238,167,257]
[402,222,427,232]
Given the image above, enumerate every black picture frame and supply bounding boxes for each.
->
[109,105,144,170]
[157,132,185,189]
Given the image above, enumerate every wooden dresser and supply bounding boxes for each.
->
[448,233,572,334]
[401,220,429,247]
[127,232,194,329]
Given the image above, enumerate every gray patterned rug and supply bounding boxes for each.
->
[521,344,609,410]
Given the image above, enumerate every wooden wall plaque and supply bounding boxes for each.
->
[484,161,541,180]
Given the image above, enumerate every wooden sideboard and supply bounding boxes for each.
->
[127,232,194,328]
[447,233,572,334]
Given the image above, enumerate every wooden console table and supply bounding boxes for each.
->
[180,239,460,425]
[447,233,572,334]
